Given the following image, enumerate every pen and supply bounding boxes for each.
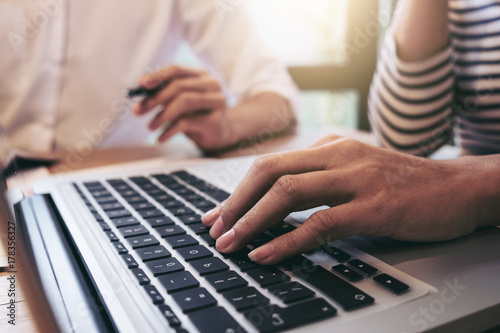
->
[127,81,169,98]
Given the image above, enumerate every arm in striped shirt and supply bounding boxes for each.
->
[368,2,454,156]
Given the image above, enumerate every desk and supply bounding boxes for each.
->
[0,127,372,332]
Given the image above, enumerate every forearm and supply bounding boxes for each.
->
[393,0,449,61]
[225,92,297,146]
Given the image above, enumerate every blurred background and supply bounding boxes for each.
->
[175,0,396,132]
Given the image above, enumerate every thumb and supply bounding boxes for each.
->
[248,205,359,265]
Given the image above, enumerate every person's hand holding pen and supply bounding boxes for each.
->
[201,135,500,265]
[130,65,230,150]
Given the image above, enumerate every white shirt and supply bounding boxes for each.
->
[0,0,296,166]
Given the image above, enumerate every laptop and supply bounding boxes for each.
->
[3,155,500,332]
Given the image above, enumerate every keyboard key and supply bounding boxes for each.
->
[347,259,378,276]
[84,181,103,189]
[244,298,336,333]
[373,273,409,294]
[98,221,111,231]
[124,195,148,204]
[177,214,202,225]
[146,258,184,276]
[222,286,269,311]
[322,246,351,262]
[113,242,128,254]
[192,199,216,209]
[173,188,195,197]
[206,271,248,292]
[146,189,165,197]
[106,231,120,242]
[143,285,164,304]
[294,266,374,310]
[111,217,140,228]
[279,256,314,272]
[146,216,175,227]
[159,200,184,209]
[121,254,139,269]
[131,268,150,285]
[177,245,213,261]
[139,209,165,219]
[186,222,210,235]
[247,267,290,288]
[152,173,177,184]
[158,271,199,293]
[183,194,204,202]
[249,233,273,249]
[150,193,175,202]
[89,189,111,198]
[228,249,260,272]
[199,233,216,247]
[171,170,191,179]
[130,176,151,184]
[140,184,159,191]
[169,207,195,216]
[267,222,296,238]
[164,182,184,191]
[136,245,171,261]
[165,235,199,249]
[189,306,246,333]
[106,209,132,219]
[100,202,124,211]
[269,282,315,304]
[127,234,160,249]
[118,190,139,198]
[156,225,186,238]
[332,264,364,282]
[172,287,217,313]
[199,185,230,202]
[158,305,181,327]
[119,225,149,238]
[130,202,156,211]
[95,196,117,204]
[93,213,104,222]
[190,257,229,276]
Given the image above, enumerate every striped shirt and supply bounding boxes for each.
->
[369,0,500,156]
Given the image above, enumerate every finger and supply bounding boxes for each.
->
[248,204,365,264]
[201,206,220,227]
[308,134,344,148]
[213,170,353,251]
[217,148,332,235]
[140,65,207,89]
[137,76,222,115]
[156,118,188,143]
[149,91,226,130]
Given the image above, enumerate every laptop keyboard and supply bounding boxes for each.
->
[72,170,410,333]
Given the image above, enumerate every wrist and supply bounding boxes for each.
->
[452,155,500,228]
[223,93,296,147]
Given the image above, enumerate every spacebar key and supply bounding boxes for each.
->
[294,266,374,310]
[244,298,336,333]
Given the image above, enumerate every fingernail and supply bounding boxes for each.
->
[209,217,224,239]
[201,206,220,226]
[248,243,274,262]
[216,229,235,251]
[149,121,158,131]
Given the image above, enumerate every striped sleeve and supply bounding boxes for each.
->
[368,26,455,156]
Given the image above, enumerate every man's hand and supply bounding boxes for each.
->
[133,65,229,150]
[201,135,499,265]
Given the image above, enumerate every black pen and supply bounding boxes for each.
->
[127,81,169,98]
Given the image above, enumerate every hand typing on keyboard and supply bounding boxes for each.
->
[202,134,500,265]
